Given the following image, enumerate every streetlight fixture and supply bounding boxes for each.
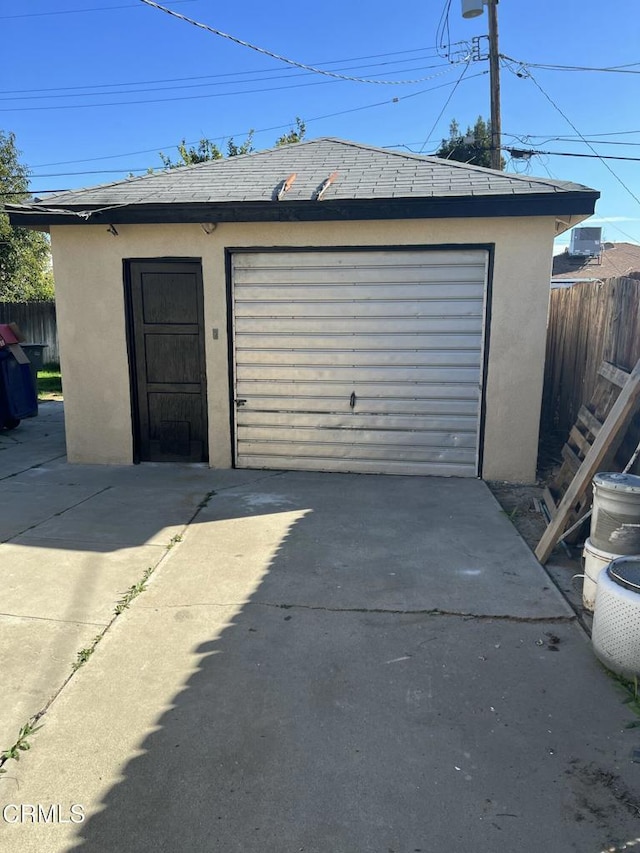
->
[461,0,485,18]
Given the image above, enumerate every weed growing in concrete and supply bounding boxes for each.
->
[114,566,155,615]
[0,717,44,774]
[606,669,640,726]
[72,634,104,671]
[1,516,198,778]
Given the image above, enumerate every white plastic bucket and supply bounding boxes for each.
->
[582,537,621,611]
[591,472,640,554]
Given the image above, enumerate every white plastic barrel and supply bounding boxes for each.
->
[592,557,640,679]
[591,472,640,555]
[582,537,620,611]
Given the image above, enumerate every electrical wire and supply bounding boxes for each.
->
[0,60,461,103]
[0,65,465,113]
[0,0,194,18]
[435,0,454,59]
[517,67,640,207]
[605,223,640,244]
[27,70,488,174]
[503,55,640,75]
[506,133,640,148]
[3,46,457,97]
[505,147,640,163]
[418,59,472,153]
[137,0,461,86]
[505,128,640,140]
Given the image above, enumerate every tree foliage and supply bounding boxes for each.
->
[0,131,54,301]
[435,116,504,169]
[275,117,306,147]
[157,118,306,169]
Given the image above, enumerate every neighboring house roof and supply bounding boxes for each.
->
[7,137,599,227]
[552,241,640,281]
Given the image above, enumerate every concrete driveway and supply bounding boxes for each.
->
[1,403,639,852]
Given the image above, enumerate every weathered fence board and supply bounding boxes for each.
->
[0,301,58,363]
[541,276,640,472]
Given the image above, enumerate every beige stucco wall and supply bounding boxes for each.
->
[49,216,557,482]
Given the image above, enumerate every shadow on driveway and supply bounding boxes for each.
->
[3,473,638,853]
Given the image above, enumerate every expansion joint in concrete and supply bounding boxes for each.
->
[0,453,67,483]
[2,485,113,544]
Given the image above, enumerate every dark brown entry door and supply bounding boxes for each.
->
[126,260,208,463]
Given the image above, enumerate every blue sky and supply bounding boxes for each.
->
[3,0,640,250]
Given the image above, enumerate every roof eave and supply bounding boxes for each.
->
[7,191,599,228]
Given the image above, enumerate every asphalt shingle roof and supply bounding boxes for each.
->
[24,138,594,209]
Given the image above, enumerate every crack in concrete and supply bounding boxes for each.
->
[257,603,576,622]
[202,470,289,498]
[142,600,576,623]
[0,611,107,628]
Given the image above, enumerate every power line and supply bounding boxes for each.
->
[22,71,489,183]
[137,0,468,86]
[0,60,460,104]
[418,60,472,153]
[505,147,640,163]
[605,223,640,244]
[503,55,640,75]
[0,191,71,197]
[435,0,454,58]
[3,46,456,97]
[519,68,640,207]
[27,72,487,171]
[0,65,465,113]
[506,133,640,148]
[505,129,640,140]
[0,0,194,19]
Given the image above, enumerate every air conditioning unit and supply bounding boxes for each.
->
[569,226,602,258]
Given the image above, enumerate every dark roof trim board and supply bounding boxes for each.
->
[6,138,599,227]
[10,193,598,228]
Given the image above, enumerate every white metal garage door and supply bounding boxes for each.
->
[231,249,488,476]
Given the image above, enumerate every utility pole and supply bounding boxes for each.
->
[462,0,502,170]
[487,0,502,170]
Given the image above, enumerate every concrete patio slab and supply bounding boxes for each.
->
[16,485,207,550]
[0,615,103,747]
[144,471,572,618]
[2,403,639,853]
[0,403,66,480]
[9,457,276,492]
[0,482,107,543]
[1,600,637,853]
[0,539,165,624]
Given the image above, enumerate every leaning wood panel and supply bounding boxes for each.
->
[599,361,629,389]
[536,358,640,564]
[576,405,601,439]
[542,278,640,441]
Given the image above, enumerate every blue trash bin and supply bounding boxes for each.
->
[0,348,38,429]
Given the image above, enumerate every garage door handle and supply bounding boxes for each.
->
[350,392,356,409]
[236,399,247,407]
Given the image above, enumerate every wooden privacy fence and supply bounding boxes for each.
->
[0,300,58,363]
[541,276,640,447]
